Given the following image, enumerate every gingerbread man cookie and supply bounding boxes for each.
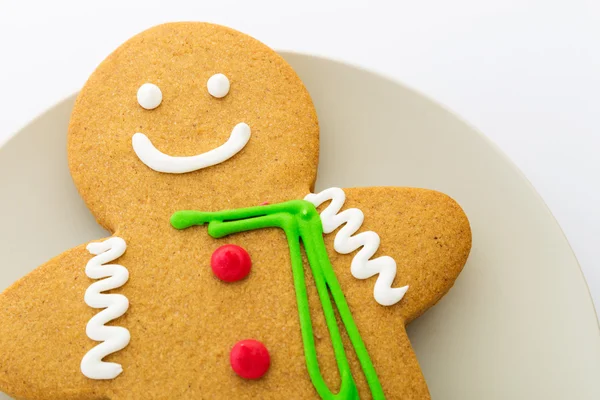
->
[0,23,471,399]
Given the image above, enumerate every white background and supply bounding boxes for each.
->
[0,0,598,314]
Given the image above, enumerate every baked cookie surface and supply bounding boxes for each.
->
[0,22,471,400]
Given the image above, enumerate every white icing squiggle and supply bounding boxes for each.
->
[81,237,130,380]
[305,188,409,306]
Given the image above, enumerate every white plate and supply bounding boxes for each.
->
[0,52,598,400]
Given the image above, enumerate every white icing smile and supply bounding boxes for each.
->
[132,122,251,174]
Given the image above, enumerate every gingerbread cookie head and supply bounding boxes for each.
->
[68,22,319,231]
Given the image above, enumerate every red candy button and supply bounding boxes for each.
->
[230,339,270,380]
[210,244,252,282]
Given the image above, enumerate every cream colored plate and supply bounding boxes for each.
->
[0,52,598,400]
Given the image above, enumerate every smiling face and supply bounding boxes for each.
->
[132,77,252,174]
[68,23,319,231]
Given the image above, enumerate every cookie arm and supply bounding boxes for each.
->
[0,240,116,400]
[312,186,472,323]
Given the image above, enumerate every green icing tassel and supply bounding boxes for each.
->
[171,200,385,400]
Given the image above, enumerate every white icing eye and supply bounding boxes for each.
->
[207,73,230,98]
[137,83,162,110]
